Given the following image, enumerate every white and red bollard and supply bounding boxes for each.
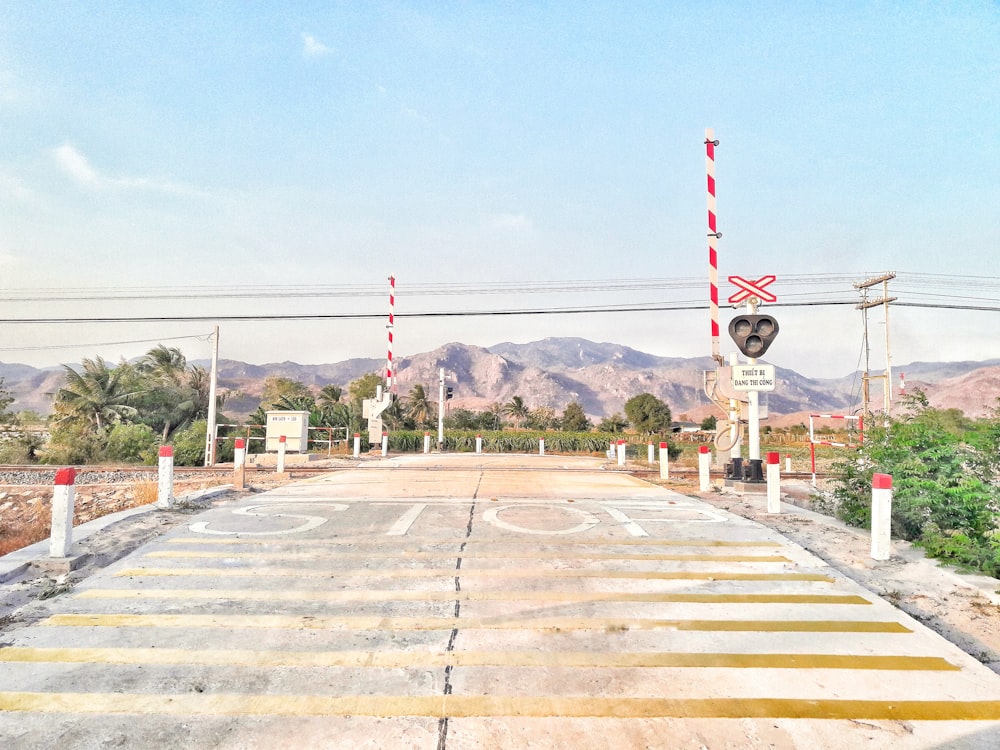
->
[158,446,175,509]
[423,431,430,454]
[647,442,654,464]
[617,440,626,466]
[785,454,792,473]
[766,451,781,514]
[871,473,893,561]
[381,431,389,457]
[539,438,545,456]
[233,437,247,489]
[353,433,361,458]
[698,445,711,492]
[49,467,77,558]
[276,435,287,474]
[659,441,669,480]
[476,434,483,454]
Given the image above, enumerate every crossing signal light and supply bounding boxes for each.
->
[728,314,779,358]
[446,386,454,400]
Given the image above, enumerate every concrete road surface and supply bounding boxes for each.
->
[2,453,1000,749]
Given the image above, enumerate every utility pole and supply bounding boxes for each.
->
[437,368,445,451]
[203,325,220,466]
[854,272,896,421]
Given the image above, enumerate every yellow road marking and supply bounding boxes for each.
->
[2,692,999,719]
[76,588,871,605]
[0,647,957,671]
[41,613,908,632]
[166,536,780,548]
[145,550,792,563]
[116,567,834,583]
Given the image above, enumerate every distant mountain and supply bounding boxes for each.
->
[3,338,1000,421]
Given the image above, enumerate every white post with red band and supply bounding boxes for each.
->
[647,442,654,465]
[871,473,893,561]
[617,440,626,466]
[539,438,545,456]
[276,435,287,474]
[50,468,77,558]
[353,433,361,458]
[234,438,246,469]
[785,454,791,473]
[476,434,483,454]
[705,129,721,363]
[698,445,711,492]
[158,446,175,509]
[423,431,430,454]
[386,275,395,393]
[659,442,669,480]
[766,451,781,513]
[381,431,388,457]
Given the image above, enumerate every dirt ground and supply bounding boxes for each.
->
[2,468,999,679]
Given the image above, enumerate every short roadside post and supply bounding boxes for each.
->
[353,433,361,458]
[785,454,792,473]
[381,431,389,457]
[647,442,654,465]
[157,446,175,509]
[476,434,483,454]
[233,438,246,490]
[698,445,711,492]
[659,442,669,480]
[871,473,893,561]
[276,435,287,476]
[423,431,430,454]
[766,451,781,513]
[49,468,77,558]
[539,438,545,456]
[617,440,626,467]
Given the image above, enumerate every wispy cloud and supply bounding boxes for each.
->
[301,33,332,58]
[51,143,210,198]
[487,213,533,231]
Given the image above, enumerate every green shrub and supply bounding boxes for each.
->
[105,423,158,464]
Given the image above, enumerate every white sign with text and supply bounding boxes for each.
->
[732,364,776,392]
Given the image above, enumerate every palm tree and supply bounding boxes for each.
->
[502,395,530,430]
[405,384,434,429]
[136,345,202,441]
[53,357,140,432]
[317,384,343,409]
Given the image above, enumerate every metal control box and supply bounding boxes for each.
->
[265,410,310,452]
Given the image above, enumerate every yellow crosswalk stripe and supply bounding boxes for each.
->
[115,566,834,582]
[145,549,792,562]
[165,536,781,548]
[76,588,871,605]
[0,647,958,671]
[2,692,999,720]
[40,613,909,632]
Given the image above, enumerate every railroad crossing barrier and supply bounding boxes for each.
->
[698,445,711,492]
[49,468,77,558]
[157,446,174,509]
[871,473,893,561]
[659,442,669,479]
[766,451,781,513]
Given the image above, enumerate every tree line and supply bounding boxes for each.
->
[0,346,676,465]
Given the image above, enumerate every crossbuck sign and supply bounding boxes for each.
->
[728,275,777,304]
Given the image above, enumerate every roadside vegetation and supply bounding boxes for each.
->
[829,390,1000,577]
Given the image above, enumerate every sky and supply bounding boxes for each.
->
[0,1,998,380]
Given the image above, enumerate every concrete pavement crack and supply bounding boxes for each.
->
[437,474,481,750]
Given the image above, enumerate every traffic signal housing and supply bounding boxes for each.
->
[446,386,454,400]
[728,314,779,358]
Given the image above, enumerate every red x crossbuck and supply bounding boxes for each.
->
[728,275,777,304]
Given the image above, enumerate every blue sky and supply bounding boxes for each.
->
[0,2,997,379]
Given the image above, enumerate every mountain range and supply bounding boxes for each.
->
[3,337,999,425]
